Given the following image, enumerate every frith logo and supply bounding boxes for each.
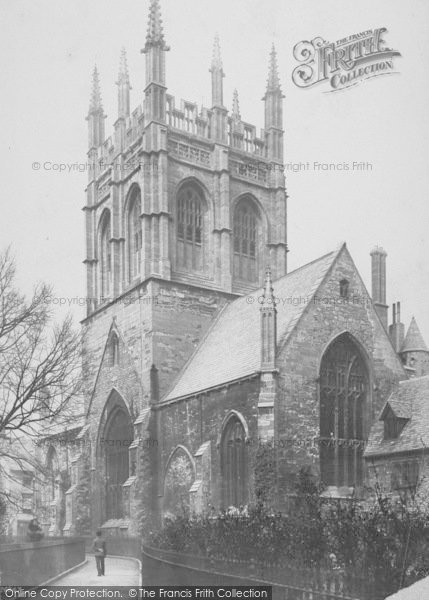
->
[292,28,401,92]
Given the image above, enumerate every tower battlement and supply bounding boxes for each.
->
[89,88,278,186]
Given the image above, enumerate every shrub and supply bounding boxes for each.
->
[148,479,429,596]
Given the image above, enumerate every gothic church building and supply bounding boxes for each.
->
[35,0,429,537]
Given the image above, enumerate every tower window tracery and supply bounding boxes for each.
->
[127,190,142,282]
[100,211,112,300]
[176,185,204,271]
[233,199,260,283]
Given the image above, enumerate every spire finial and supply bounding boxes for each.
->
[211,33,223,71]
[143,0,169,52]
[266,44,281,92]
[262,265,275,303]
[89,65,103,113]
[232,89,241,121]
[117,47,131,86]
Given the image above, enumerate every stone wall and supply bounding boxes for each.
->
[0,538,85,586]
[154,378,260,513]
[275,246,407,494]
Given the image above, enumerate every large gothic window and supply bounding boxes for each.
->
[233,199,259,283]
[176,185,204,271]
[100,211,112,300]
[221,416,247,507]
[127,190,142,282]
[104,409,133,520]
[319,335,368,488]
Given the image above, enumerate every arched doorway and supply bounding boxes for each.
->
[221,415,248,507]
[319,334,369,488]
[104,407,133,520]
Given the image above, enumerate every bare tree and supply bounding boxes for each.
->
[0,247,82,437]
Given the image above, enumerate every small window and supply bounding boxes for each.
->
[339,279,349,298]
[110,334,120,366]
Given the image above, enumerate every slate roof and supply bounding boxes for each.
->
[400,317,429,353]
[163,248,340,402]
[365,375,429,457]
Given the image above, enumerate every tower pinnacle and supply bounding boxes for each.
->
[89,65,104,114]
[266,44,281,93]
[263,44,284,162]
[232,89,241,121]
[117,47,130,85]
[87,65,105,149]
[210,34,225,107]
[141,0,169,120]
[116,48,131,119]
[143,0,169,52]
[211,33,223,71]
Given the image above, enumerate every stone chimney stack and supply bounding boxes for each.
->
[370,246,388,330]
[389,301,405,352]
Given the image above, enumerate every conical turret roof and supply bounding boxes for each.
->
[401,317,429,353]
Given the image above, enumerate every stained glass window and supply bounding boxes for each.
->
[319,335,368,488]
[177,186,204,271]
[233,201,258,283]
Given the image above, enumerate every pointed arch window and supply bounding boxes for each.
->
[104,409,133,520]
[339,279,349,299]
[221,416,247,507]
[128,190,142,282]
[319,335,368,488]
[100,212,112,300]
[176,185,204,271]
[109,333,120,367]
[233,199,259,283]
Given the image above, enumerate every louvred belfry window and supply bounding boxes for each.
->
[221,417,247,507]
[128,192,142,281]
[100,212,112,300]
[319,335,368,488]
[233,201,258,283]
[177,186,204,271]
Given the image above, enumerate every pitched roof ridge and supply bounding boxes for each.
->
[272,248,338,282]
[160,301,231,402]
[276,245,344,350]
[163,245,345,403]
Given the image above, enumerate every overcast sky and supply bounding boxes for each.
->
[1,0,428,343]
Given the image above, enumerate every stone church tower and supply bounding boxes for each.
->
[32,1,429,540]
[79,0,288,534]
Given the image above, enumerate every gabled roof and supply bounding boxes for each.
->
[365,375,429,457]
[400,317,429,353]
[163,248,340,402]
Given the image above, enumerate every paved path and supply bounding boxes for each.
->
[386,576,429,600]
[53,555,140,586]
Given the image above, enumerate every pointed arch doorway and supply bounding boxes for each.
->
[98,391,134,521]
